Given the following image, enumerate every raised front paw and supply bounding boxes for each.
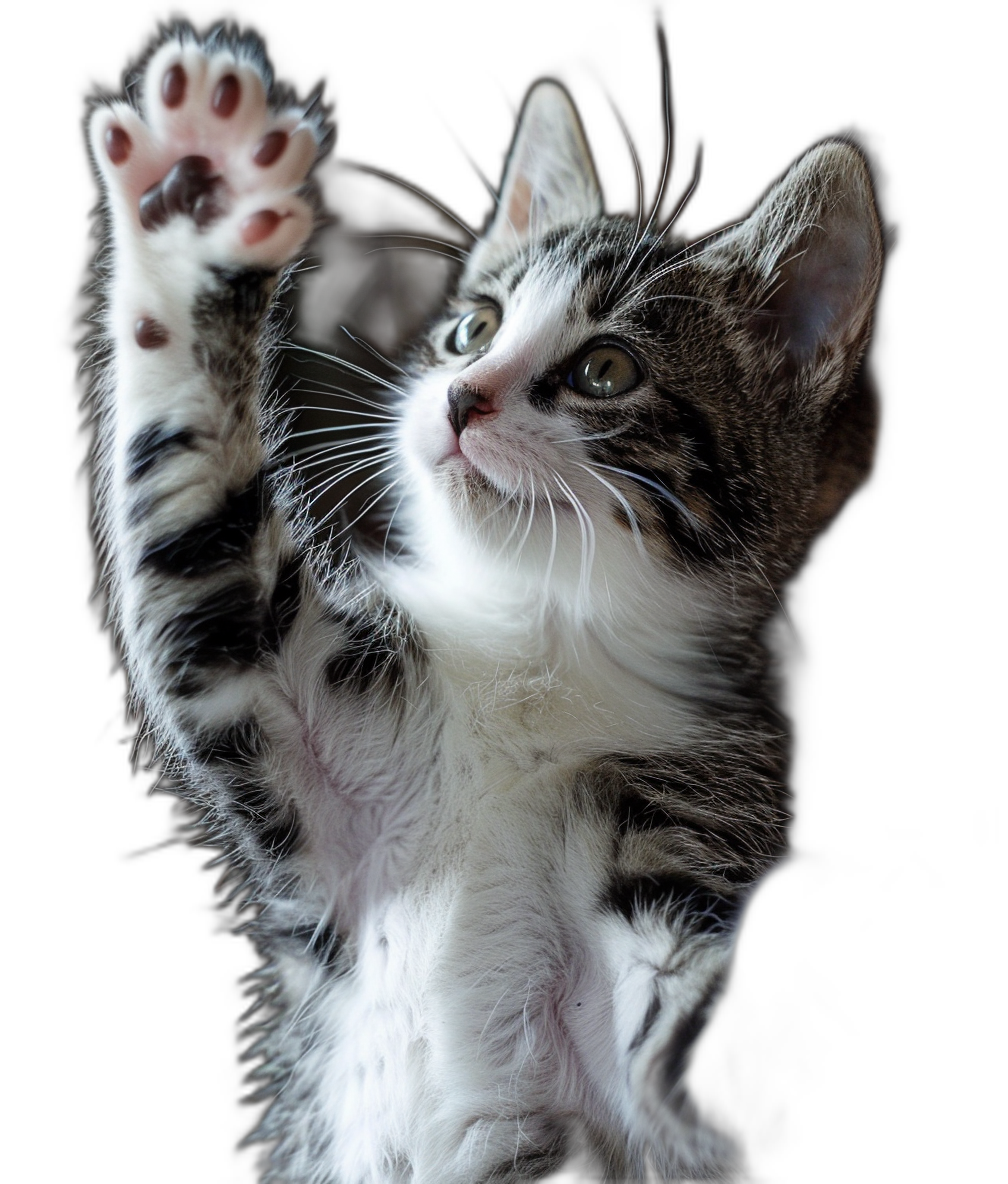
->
[89,27,331,268]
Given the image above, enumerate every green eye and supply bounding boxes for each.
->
[568,345,641,397]
[452,306,501,355]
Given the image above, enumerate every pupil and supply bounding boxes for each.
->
[597,358,612,380]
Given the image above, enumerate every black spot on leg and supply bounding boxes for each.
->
[603,872,742,934]
[194,716,264,765]
[325,615,405,694]
[190,268,277,398]
[159,578,263,691]
[230,779,302,860]
[126,423,197,483]
[137,471,268,577]
[199,266,277,325]
[194,717,302,862]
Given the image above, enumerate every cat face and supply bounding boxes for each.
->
[397,81,883,622]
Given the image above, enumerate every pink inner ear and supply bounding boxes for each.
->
[471,80,602,265]
[506,176,533,237]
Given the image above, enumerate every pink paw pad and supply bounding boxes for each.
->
[90,37,323,266]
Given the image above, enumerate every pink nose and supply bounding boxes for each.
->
[447,381,494,435]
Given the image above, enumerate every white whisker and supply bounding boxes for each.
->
[591,462,703,534]
[515,473,538,561]
[542,485,558,592]
[340,325,410,377]
[553,470,596,611]
[292,442,395,475]
[576,462,649,558]
[353,230,470,261]
[283,342,406,395]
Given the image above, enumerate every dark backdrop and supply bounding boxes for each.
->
[31,11,942,1184]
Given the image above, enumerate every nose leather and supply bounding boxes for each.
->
[447,381,487,436]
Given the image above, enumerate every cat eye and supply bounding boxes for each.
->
[451,306,501,355]
[568,345,641,397]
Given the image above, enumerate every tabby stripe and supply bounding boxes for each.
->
[138,471,268,577]
[614,791,762,861]
[326,616,406,694]
[158,578,264,684]
[193,716,264,765]
[660,971,726,1092]
[125,423,197,483]
[614,459,716,561]
[603,872,742,934]
[229,778,302,860]
[661,391,728,510]
[628,988,662,1054]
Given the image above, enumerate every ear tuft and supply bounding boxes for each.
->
[469,81,602,270]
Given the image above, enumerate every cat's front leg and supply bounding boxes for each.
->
[87,25,331,734]
[86,29,431,913]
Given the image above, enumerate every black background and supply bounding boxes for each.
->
[33,9,947,1184]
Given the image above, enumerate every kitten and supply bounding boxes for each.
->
[83,20,883,1183]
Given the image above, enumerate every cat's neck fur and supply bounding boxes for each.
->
[378,502,762,754]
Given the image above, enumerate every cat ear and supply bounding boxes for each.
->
[468,81,603,269]
[705,140,883,380]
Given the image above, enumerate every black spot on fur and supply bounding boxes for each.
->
[190,268,276,398]
[604,872,742,934]
[126,423,196,483]
[509,1112,611,1179]
[325,615,405,694]
[193,716,264,765]
[159,578,263,688]
[230,778,302,861]
[285,921,344,970]
[138,471,267,577]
